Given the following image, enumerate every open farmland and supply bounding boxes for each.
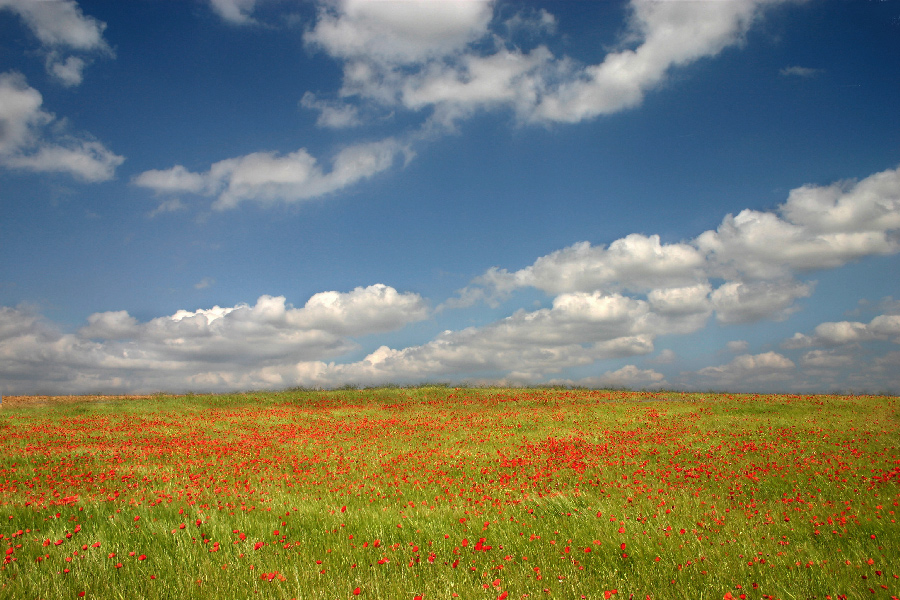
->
[1,388,898,599]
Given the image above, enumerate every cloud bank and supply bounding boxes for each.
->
[6,163,900,394]
[1,285,428,395]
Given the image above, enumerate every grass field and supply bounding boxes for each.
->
[1,388,898,599]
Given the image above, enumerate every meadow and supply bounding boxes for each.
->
[0,387,898,600]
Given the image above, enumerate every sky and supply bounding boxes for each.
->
[1,0,899,396]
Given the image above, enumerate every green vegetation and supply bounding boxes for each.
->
[1,388,898,599]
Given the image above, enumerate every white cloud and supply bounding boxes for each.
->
[453,164,900,326]
[647,283,712,317]
[135,138,408,209]
[306,0,793,128]
[472,235,707,299]
[710,279,813,324]
[530,0,775,123]
[503,7,557,38]
[209,0,258,25]
[46,54,87,87]
[147,0,817,207]
[306,0,493,65]
[399,46,554,128]
[4,139,124,182]
[284,289,716,387]
[147,198,187,218]
[0,0,112,85]
[287,284,430,336]
[780,167,900,235]
[651,348,677,364]
[134,165,207,195]
[694,351,796,388]
[4,286,670,392]
[0,72,123,181]
[0,286,428,394]
[800,349,854,369]
[549,365,666,390]
[287,331,655,389]
[0,0,109,50]
[697,165,900,280]
[783,313,900,348]
[0,72,47,155]
[300,92,362,129]
[79,310,140,340]
[726,340,749,353]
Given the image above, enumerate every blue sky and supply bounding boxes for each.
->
[1,0,899,395]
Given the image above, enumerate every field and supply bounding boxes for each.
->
[1,388,898,600]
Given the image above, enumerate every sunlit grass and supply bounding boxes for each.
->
[1,388,898,599]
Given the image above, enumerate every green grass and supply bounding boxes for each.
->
[1,388,898,599]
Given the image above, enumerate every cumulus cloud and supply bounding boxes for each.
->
[799,349,854,369]
[0,286,428,394]
[450,235,707,311]
[2,284,686,393]
[286,330,655,389]
[303,0,792,129]
[651,348,677,364]
[694,352,796,389]
[454,164,900,325]
[134,138,408,209]
[529,0,776,123]
[0,0,112,85]
[287,284,430,336]
[281,289,717,388]
[142,0,806,206]
[0,72,124,180]
[305,0,493,65]
[548,365,666,390]
[710,279,812,324]
[695,165,900,280]
[783,313,900,348]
